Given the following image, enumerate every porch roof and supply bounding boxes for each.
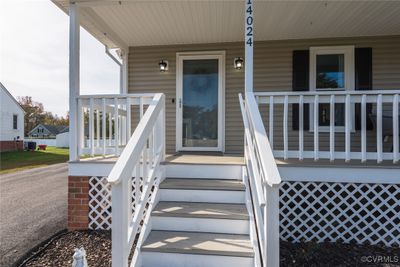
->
[53,1,400,50]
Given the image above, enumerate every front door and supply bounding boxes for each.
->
[176,52,225,152]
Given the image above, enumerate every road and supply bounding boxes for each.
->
[0,163,68,267]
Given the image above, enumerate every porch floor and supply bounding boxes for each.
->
[74,153,398,168]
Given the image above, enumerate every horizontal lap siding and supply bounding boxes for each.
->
[129,43,245,154]
[128,36,400,155]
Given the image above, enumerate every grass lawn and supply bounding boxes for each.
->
[0,146,69,174]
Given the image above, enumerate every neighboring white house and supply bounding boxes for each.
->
[0,82,24,151]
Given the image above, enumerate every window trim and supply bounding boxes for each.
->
[309,45,355,132]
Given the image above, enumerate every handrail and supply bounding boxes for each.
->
[108,93,165,267]
[239,92,281,267]
[77,93,156,99]
[254,89,400,96]
[243,92,281,186]
[239,94,266,206]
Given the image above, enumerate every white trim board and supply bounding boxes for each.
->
[278,166,400,184]
[69,161,115,176]
[175,51,226,152]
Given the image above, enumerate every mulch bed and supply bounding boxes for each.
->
[17,230,399,267]
[280,241,400,267]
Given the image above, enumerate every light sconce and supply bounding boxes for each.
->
[159,59,168,72]
[234,57,244,70]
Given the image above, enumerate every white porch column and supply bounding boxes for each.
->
[69,3,80,161]
[245,0,254,92]
[121,49,129,94]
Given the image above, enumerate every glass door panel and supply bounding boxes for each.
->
[182,59,219,148]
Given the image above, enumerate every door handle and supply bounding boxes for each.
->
[179,98,182,108]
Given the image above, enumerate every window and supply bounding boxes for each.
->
[316,54,345,89]
[13,115,18,130]
[310,46,355,131]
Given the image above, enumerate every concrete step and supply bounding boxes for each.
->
[151,202,249,234]
[159,178,246,203]
[141,230,253,267]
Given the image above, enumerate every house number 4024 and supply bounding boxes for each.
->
[246,0,253,47]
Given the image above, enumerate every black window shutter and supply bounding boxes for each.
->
[355,47,373,130]
[292,50,310,130]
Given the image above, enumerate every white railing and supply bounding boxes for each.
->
[77,93,156,157]
[107,93,165,267]
[239,92,281,267]
[254,90,400,163]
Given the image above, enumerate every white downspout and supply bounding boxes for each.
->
[105,47,128,94]
[105,47,122,93]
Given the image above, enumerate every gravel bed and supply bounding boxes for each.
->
[19,231,399,267]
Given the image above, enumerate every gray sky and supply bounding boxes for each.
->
[0,0,119,117]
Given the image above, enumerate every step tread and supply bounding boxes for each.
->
[160,178,245,191]
[152,201,249,220]
[142,230,253,257]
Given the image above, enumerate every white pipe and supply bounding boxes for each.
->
[105,46,123,93]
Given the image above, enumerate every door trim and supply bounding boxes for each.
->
[175,51,226,152]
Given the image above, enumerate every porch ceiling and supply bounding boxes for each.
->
[53,1,400,49]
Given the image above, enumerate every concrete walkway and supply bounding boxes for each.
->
[0,163,68,267]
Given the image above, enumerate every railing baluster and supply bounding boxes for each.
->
[77,99,84,157]
[120,115,125,146]
[114,98,119,155]
[142,142,148,179]
[361,95,367,162]
[269,96,274,149]
[393,94,399,163]
[109,110,112,147]
[135,161,140,210]
[127,98,131,140]
[345,94,351,162]
[96,106,100,149]
[283,95,288,160]
[377,94,383,163]
[299,95,304,160]
[119,115,122,146]
[329,95,335,161]
[314,95,319,161]
[148,131,154,167]
[140,97,144,119]
[89,98,94,156]
[160,98,166,159]
[102,98,106,156]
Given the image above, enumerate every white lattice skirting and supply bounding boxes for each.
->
[280,181,400,247]
[88,176,399,247]
[88,176,150,230]
[89,176,112,229]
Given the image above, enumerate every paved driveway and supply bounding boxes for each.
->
[0,163,68,267]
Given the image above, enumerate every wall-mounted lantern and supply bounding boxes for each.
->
[159,59,168,72]
[234,57,244,70]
